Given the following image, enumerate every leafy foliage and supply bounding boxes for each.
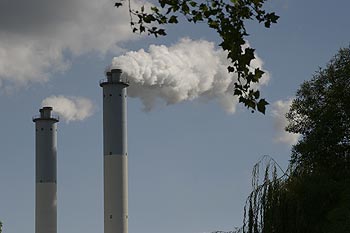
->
[242,47,350,233]
[286,47,350,177]
[115,0,279,113]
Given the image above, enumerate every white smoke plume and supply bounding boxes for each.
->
[271,98,300,145]
[41,95,94,122]
[109,38,269,113]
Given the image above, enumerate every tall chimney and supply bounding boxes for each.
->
[100,69,129,233]
[33,107,59,233]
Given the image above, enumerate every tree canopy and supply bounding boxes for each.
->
[286,48,350,177]
[242,47,350,233]
[115,0,279,114]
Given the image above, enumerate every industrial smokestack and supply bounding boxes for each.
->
[33,107,59,233]
[100,69,129,233]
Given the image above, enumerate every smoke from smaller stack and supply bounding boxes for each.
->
[41,95,94,122]
[109,38,269,113]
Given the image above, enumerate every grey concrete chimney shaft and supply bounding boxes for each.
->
[100,69,129,233]
[33,107,59,233]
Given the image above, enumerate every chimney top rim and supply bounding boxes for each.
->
[111,68,122,74]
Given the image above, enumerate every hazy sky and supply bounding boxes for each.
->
[1,1,350,233]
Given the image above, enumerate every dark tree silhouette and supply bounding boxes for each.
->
[242,47,350,233]
[287,47,350,177]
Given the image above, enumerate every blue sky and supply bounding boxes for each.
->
[1,0,350,233]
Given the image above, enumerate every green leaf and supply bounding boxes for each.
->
[159,0,166,8]
[257,99,269,114]
[264,21,271,28]
[143,15,155,23]
[253,90,260,99]
[208,20,219,29]
[151,6,159,13]
[199,4,208,12]
[157,29,166,36]
[267,13,280,23]
[246,99,256,109]
[181,2,190,14]
[140,25,145,33]
[234,89,242,96]
[253,68,264,82]
[189,1,197,7]
[168,15,178,24]
[192,12,203,22]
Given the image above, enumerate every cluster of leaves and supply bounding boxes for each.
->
[115,0,279,113]
[286,47,350,177]
[242,47,350,233]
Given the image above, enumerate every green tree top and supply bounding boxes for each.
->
[242,47,350,233]
[115,0,279,114]
[286,47,350,176]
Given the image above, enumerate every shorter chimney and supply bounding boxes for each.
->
[33,107,59,233]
